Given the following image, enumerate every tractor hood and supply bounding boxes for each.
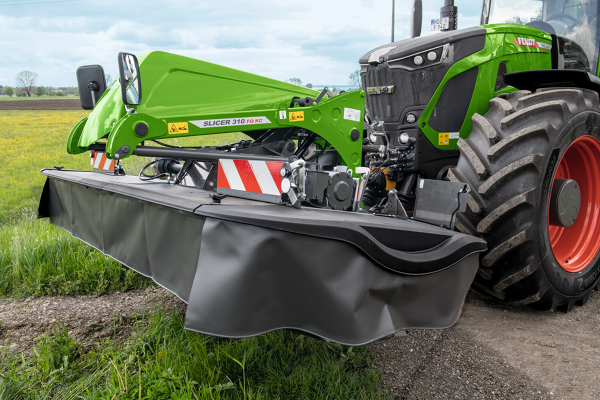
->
[359,26,486,66]
[358,26,486,128]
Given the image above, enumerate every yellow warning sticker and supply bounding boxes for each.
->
[438,132,450,145]
[169,122,189,134]
[289,111,304,122]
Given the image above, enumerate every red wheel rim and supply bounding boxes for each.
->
[548,135,600,273]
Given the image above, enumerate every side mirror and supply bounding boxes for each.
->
[118,52,142,106]
[410,0,422,38]
[76,65,107,110]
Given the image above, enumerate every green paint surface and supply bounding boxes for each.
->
[419,24,553,150]
[75,51,365,170]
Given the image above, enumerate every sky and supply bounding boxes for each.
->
[0,0,483,87]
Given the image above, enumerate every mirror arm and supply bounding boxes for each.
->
[87,80,100,108]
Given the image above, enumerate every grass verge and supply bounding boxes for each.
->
[0,308,384,399]
[0,208,150,298]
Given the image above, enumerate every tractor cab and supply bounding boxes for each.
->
[485,0,599,72]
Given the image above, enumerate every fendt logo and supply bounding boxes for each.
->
[516,37,536,46]
[513,37,552,50]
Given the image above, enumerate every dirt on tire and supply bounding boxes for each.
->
[0,99,82,110]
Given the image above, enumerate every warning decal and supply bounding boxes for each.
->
[169,122,189,134]
[289,111,304,122]
[279,110,286,119]
[513,37,552,50]
[190,117,271,129]
[439,132,450,145]
[344,108,361,122]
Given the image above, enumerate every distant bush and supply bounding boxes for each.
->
[55,90,64,96]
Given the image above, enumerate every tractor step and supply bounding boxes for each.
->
[38,168,486,345]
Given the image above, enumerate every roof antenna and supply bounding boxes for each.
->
[391,0,396,42]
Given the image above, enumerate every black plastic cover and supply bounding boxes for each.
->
[197,204,486,274]
[413,178,469,229]
[428,67,479,132]
[39,175,204,301]
[38,169,486,345]
[185,218,480,345]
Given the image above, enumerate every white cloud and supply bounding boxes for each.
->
[0,0,484,86]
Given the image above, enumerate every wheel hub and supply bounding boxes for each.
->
[548,135,600,273]
[549,178,581,228]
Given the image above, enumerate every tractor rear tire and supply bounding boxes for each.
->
[451,88,600,311]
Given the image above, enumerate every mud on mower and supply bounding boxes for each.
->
[38,0,600,345]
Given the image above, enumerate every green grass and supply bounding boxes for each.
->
[0,110,91,224]
[0,208,149,297]
[0,309,384,399]
[0,110,387,399]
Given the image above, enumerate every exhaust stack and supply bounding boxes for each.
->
[441,0,458,31]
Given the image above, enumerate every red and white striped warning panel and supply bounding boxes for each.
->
[217,159,283,203]
[90,151,115,171]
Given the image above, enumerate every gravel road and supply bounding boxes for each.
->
[1,287,598,399]
[372,289,600,399]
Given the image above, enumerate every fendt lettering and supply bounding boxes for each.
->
[517,37,536,46]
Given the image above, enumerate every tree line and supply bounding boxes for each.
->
[0,70,78,97]
[0,85,78,97]
[285,70,362,93]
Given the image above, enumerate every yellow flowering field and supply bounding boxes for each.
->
[0,110,248,223]
[0,110,91,222]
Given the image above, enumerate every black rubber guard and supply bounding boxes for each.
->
[38,169,486,345]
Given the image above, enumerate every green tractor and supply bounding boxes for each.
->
[38,0,600,345]
[358,0,600,312]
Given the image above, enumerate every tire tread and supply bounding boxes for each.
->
[453,88,600,312]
